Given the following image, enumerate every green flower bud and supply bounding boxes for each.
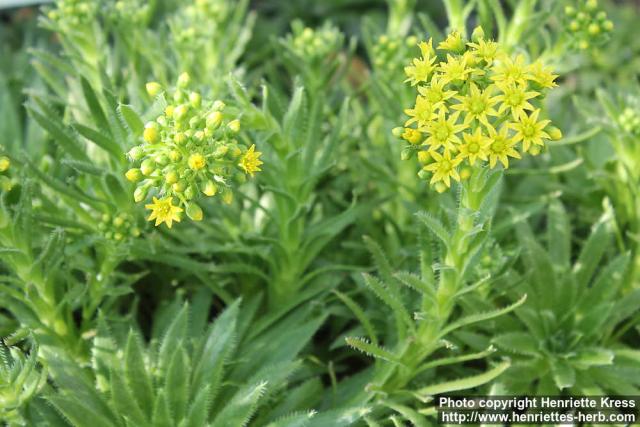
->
[588,23,600,35]
[134,186,148,202]
[141,159,155,176]
[186,202,203,221]
[165,105,175,118]
[174,90,185,103]
[603,20,613,31]
[174,105,189,121]
[155,155,169,166]
[128,146,143,160]
[400,148,413,161]
[564,6,575,16]
[102,213,111,223]
[114,232,124,241]
[131,228,141,237]
[202,180,218,196]
[165,170,179,184]
[228,119,241,133]
[206,111,223,128]
[173,181,186,193]
[177,72,191,88]
[585,0,598,11]
[392,127,404,137]
[459,167,472,181]
[569,20,580,31]
[194,131,205,141]
[548,126,563,140]
[222,188,234,204]
[157,116,167,126]
[189,92,202,108]
[214,145,229,158]
[471,25,485,43]
[0,156,10,172]
[169,150,181,161]
[113,216,125,227]
[212,100,226,111]
[417,168,430,180]
[184,186,196,200]
[434,182,447,193]
[125,168,143,182]
[143,126,160,144]
[174,132,187,144]
[145,82,162,97]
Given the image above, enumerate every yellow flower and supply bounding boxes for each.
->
[437,30,465,53]
[239,144,263,176]
[439,54,473,84]
[401,128,423,145]
[527,61,558,89]
[510,109,551,152]
[491,54,529,86]
[422,110,467,151]
[457,128,491,165]
[487,126,521,168]
[451,83,499,127]
[424,150,463,187]
[467,38,501,64]
[188,153,206,170]
[404,42,436,86]
[404,96,435,127]
[494,83,539,119]
[145,196,183,228]
[417,74,457,109]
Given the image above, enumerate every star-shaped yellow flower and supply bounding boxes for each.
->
[422,110,467,151]
[417,74,457,110]
[452,83,499,127]
[494,82,539,119]
[457,128,491,166]
[424,150,463,187]
[487,126,521,168]
[404,96,435,127]
[239,144,264,176]
[491,54,530,86]
[510,109,551,152]
[145,196,183,228]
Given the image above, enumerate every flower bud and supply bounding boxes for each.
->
[202,180,218,196]
[189,92,202,108]
[529,146,542,156]
[588,23,600,35]
[188,153,206,170]
[0,156,10,172]
[165,105,175,118]
[564,6,575,16]
[186,202,203,221]
[418,168,430,180]
[400,148,413,161]
[128,146,143,160]
[603,20,613,31]
[391,127,404,137]
[212,100,226,111]
[141,159,155,176]
[134,186,148,202]
[173,181,186,193]
[143,126,160,144]
[548,126,563,140]
[145,82,162,97]
[155,155,169,166]
[113,216,125,227]
[165,170,179,184]
[177,72,191,88]
[417,151,431,164]
[228,119,241,133]
[569,20,580,31]
[184,186,196,200]
[214,145,229,158]
[229,146,242,158]
[578,40,589,50]
[194,131,205,141]
[471,26,485,43]
[222,188,234,204]
[206,111,223,128]
[174,132,187,144]
[459,167,472,181]
[125,168,142,182]
[174,105,189,121]
[585,0,598,11]
[434,182,447,193]
[131,228,141,237]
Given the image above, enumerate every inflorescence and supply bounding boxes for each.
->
[126,73,263,228]
[564,0,613,51]
[394,27,561,192]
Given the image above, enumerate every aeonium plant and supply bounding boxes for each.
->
[125,73,263,228]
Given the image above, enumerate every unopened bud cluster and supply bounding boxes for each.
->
[619,108,640,136]
[172,0,230,46]
[285,21,344,61]
[393,27,561,193]
[45,0,97,28]
[126,73,263,228]
[372,35,418,75]
[98,213,141,242]
[564,0,613,51]
[106,0,150,27]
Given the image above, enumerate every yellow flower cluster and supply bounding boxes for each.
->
[564,0,613,51]
[126,73,263,228]
[394,28,561,192]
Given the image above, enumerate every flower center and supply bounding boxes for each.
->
[468,142,479,153]
[508,92,523,106]
[436,127,449,141]
[523,124,535,137]
[440,160,452,172]
[492,140,505,153]
[470,100,485,114]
